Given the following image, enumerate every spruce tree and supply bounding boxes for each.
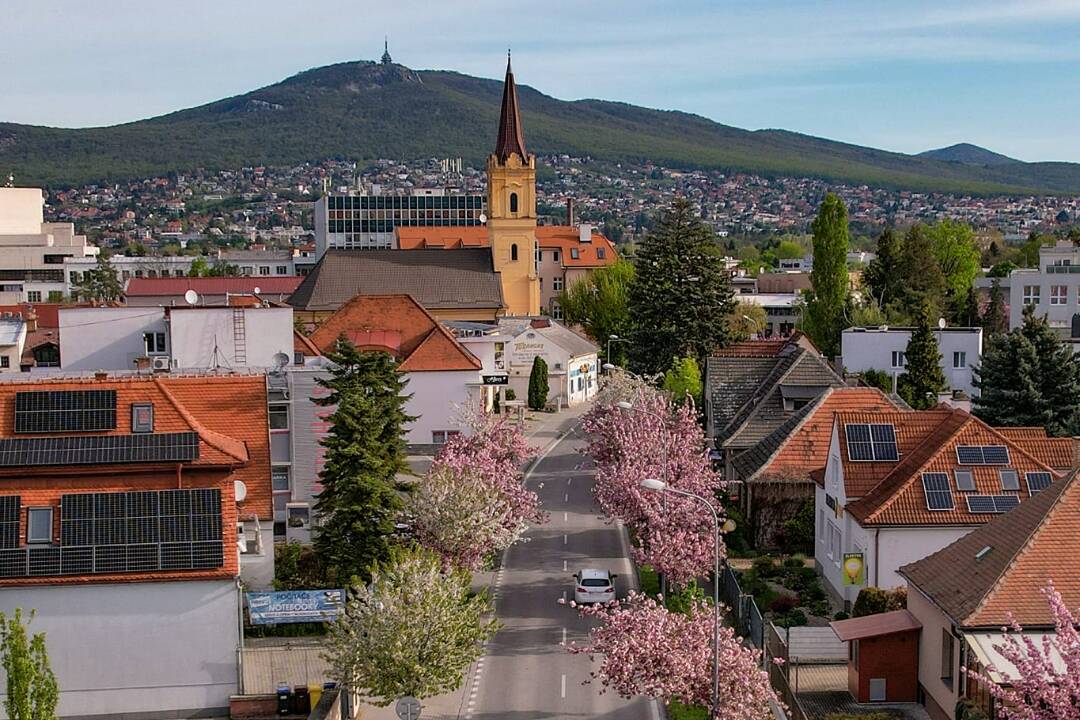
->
[527,356,549,410]
[627,199,735,374]
[862,227,903,309]
[981,280,1008,337]
[313,338,414,584]
[973,306,1080,435]
[801,193,850,357]
[899,225,947,318]
[950,286,981,327]
[898,306,947,409]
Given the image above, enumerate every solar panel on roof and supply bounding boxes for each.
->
[0,548,27,578]
[922,472,955,511]
[956,446,985,464]
[0,496,19,549]
[956,445,1011,465]
[0,432,199,467]
[993,495,1021,512]
[982,446,1010,465]
[846,423,899,462]
[966,495,998,513]
[14,390,117,434]
[28,547,60,576]
[1026,472,1053,494]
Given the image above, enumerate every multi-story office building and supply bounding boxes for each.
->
[313,188,485,256]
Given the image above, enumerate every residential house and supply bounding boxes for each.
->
[731,387,901,547]
[0,314,26,373]
[497,317,599,408]
[841,326,984,397]
[0,373,272,718]
[898,470,1080,720]
[815,406,1072,607]
[123,276,302,307]
[1007,240,1080,336]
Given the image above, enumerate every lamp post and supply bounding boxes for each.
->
[607,334,629,370]
[640,478,721,720]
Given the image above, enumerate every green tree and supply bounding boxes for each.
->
[988,261,1017,278]
[973,307,1080,436]
[898,306,947,409]
[981,280,1009,337]
[73,253,123,303]
[852,587,907,617]
[323,546,498,705]
[728,300,767,340]
[774,239,805,260]
[207,260,239,276]
[527,356,549,410]
[662,356,702,406]
[927,220,981,302]
[558,259,634,364]
[0,609,59,720]
[627,200,736,374]
[188,256,211,277]
[899,225,947,318]
[801,193,850,357]
[951,286,981,327]
[861,227,903,308]
[736,245,762,277]
[860,369,894,394]
[313,339,413,584]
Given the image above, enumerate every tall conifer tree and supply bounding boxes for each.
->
[899,225,947,318]
[862,227,903,309]
[314,338,414,583]
[627,199,735,375]
[801,193,850,356]
[898,306,947,409]
[981,280,1009,337]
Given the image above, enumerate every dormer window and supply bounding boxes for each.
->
[131,403,154,433]
[571,248,580,260]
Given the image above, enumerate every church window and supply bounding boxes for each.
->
[510,193,519,214]
[511,244,519,262]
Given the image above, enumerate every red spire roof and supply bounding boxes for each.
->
[494,53,528,163]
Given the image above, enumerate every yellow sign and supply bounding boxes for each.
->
[842,553,865,586]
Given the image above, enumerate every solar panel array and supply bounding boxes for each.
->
[1026,472,1053,494]
[0,489,223,579]
[845,423,900,461]
[965,494,1022,514]
[0,496,19,549]
[14,390,117,433]
[955,445,1010,465]
[0,432,199,467]
[922,472,955,511]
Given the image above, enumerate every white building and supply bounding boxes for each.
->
[841,326,984,396]
[0,315,26,372]
[0,187,98,303]
[1008,241,1080,337]
[737,293,800,338]
[64,254,196,295]
[218,249,296,277]
[497,318,599,407]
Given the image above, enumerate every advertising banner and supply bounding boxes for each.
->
[247,589,345,624]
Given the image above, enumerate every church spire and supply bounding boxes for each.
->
[381,37,392,65]
[493,51,528,163]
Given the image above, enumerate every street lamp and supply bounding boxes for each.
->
[640,478,721,720]
[607,334,629,369]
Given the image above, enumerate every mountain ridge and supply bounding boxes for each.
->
[2,60,1078,194]
[918,143,1021,167]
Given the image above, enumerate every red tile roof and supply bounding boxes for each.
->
[712,331,816,358]
[0,304,62,328]
[124,277,302,297]
[307,294,480,372]
[830,609,922,641]
[395,226,618,267]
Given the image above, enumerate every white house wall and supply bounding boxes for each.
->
[59,307,166,371]
[876,526,972,589]
[169,308,294,370]
[841,329,983,396]
[404,370,476,445]
[907,583,959,720]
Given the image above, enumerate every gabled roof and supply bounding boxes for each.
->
[497,317,598,358]
[124,277,302,297]
[733,387,900,483]
[395,226,618,267]
[900,471,1080,628]
[837,407,1067,527]
[288,249,504,312]
[996,427,1074,471]
[307,294,480,372]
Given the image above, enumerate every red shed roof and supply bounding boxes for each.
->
[831,609,922,641]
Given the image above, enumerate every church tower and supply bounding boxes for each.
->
[487,53,540,317]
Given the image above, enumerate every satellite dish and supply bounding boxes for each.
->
[272,352,290,369]
[234,480,248,502]
[184,289,199,305]
[938,318,947,329]
[253,286,262,295]
[479,213,487,224]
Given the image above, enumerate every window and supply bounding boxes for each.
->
[828,523,841,565]
[891,351,906,368]
[273,494,288,513]
[570,247,580,260]
[941,629,955,684]
[257,266,269,276]
[134,270,143,278]
[272,466,291,492]
[494,342,506,370]
[26,291,41,303]
[131,403,154,433]
[954,469,975,492]
[122,270,131,280]
[539,277,543,290]
[509,192,518,214]
[553,277,564,292]
[33,344,59,367]
[0,357,8,369]
[952,351,966,368]
[1051,285,1068,305]
[818,509,825,541]
[552,303,564,320]
[869,678,887,702]
[511,244,519,262]
[269,404,289,430]
[27,507,52,544]
[70,271,81,283]
[597,248,606,259]
[553,250,560,263]
[276,266,287,275]
[147,270,157,278]
[998,468,1020,491]
[432,430,461,445]
[1023,285,1040,306]
[143,332,166,354]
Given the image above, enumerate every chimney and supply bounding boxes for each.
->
[133,356,151,372]
[94,371,108,381]
[25,310,37,333]
[566,198,575,227]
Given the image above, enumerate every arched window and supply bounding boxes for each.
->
[511,243,519,262]
[509,192,519,214]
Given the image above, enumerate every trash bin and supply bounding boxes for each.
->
[293,686,311,716]
[276,684,291,716]
[308,684,323,710]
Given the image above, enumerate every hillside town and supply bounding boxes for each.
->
[0,40,1078,720]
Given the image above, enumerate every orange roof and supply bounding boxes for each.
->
[307,294,480,372]
[0,303,62,328]
[996,428,1074,471]
[754,388,899,482]
[713,331,816,358]
[395,225,618,267]
[293,329,321,357]
[837,407,1067,527]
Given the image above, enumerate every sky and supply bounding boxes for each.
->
[3,0,1080,162]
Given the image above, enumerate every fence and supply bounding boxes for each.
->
[240,640,332,695]
[766,623,810,720]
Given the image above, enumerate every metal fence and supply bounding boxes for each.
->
[766,624,810,720]
[240,640,331,695]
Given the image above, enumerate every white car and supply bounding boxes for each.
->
[573,568,617,604]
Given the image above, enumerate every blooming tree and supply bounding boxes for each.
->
[564,592,777,720]
[965,584,1080,720]
[582,379,725,587]
[408,407,544,571]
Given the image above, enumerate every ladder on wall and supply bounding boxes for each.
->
[232,309,247,366]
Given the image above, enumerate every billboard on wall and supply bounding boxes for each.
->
[247,589,346,624]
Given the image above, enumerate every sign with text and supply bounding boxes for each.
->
[247,589,345,624]
[482,374,509,385]
[842,553,866,586]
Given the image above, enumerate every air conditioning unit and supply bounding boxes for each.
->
[151,356,172,371]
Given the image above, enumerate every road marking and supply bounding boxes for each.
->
[562,590,566,601]
[561,674,566,698]
[563,511,568,522]
[564,492,569,503]
[567,477,572,485]
[562,626,567,645]
[651,699,662,720]
[563,559,567,572]
[563,534,567,545]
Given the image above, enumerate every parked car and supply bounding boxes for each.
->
[573,568,617,604]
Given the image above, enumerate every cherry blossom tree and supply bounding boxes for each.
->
[408,407,545,571]
[965,584,1080,720]
[563,592,777,720]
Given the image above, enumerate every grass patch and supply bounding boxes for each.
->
[669,701,709,720]
[640,565,660,597]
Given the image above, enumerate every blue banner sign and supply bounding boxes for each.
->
[247,589,346,625]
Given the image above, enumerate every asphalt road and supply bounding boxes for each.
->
[462,427,658,720]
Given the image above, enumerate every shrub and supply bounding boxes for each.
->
[751,554,777,577]
[780,500,815,554]
[833,611,850,621]
[527,356,549,410]
[861,368,894,394]
[852,587,907,617]
[808,600,830,617]
[801,584,826,603]
[782,556,805,568]
[273,541,329,590]
[667,581,706,616]
[774,609,808,629]
[504,389,516,401]
[769,595,799,614]
[956,699,989,720]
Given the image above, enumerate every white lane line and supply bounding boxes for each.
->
[562,626,567,645]
[561,674,566,698]
[563,511,568,522]
[567,477,572,485]
[563,533,567,545]
[562,590,566,601]
[563,559,567,572]
[564,492,569,503]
